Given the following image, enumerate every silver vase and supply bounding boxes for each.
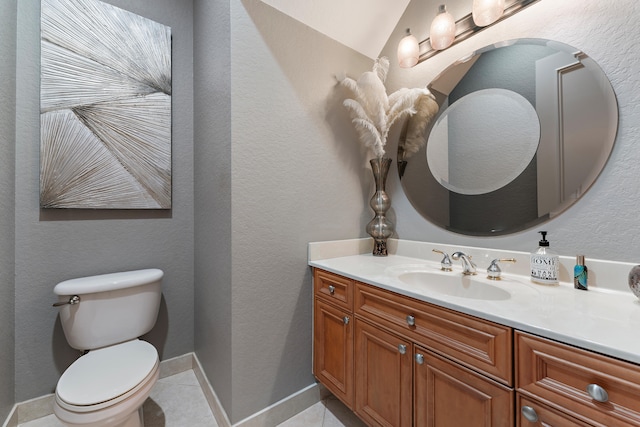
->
[629,265,640,299]
[366,157,394,256]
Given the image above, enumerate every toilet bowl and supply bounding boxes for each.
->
[53,269,163,427]
[53,340,159,427]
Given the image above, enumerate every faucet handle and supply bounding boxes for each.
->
[432,249,452,271]
[487,258,517,280]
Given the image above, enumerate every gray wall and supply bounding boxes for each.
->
[5,0,640,424]
[193,0,373,423]
[0,0,16,421]
[14,0,194,401]
[193,0,233,417]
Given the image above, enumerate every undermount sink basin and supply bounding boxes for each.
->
[397,271,511,301]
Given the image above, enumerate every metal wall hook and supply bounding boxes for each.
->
[53,295,80,307]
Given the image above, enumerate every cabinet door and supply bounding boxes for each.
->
[414,346,513,427]
[314,299,354,408]
[517,394,600,427]
[355,319,413,427]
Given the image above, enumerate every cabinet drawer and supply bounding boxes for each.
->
[355,282,512,386]
[517,395,599,427]
[516,331,640,426]
[314,269,353,310]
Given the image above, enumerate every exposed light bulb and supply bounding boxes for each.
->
[397,29,419,68]
[472,0,505,27]
[430,5,456,51]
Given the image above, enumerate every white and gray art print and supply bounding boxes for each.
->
[40,0,172,209]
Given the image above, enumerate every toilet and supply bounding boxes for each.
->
[52,269,163,427]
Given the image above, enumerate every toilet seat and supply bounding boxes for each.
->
[56,340,159,412]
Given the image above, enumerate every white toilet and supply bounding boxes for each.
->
[52,269,163,427]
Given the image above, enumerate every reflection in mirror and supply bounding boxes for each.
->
[427,88,540,195]
[398,38,618,236]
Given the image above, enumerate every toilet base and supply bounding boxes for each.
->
[118,407,143,427]
[54,404,144,427]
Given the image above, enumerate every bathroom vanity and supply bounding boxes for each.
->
[310,239,640,427]
[311,31,628,427]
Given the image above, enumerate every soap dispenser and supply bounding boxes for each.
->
[530,231,559,285]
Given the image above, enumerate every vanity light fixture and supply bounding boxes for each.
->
[397,29,420,68]
[472,0,505,26]
[397,0,540,68]
[429,5,456,50]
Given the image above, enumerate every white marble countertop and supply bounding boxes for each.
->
[308,239,640,365]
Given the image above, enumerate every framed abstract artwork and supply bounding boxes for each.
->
[40,0,172,209]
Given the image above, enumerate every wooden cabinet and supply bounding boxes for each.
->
[516,394,600,427]
[355,319,413,427]
[516,331,640,427]
[355,281,513,386]
[314,298,353,407]
[313,270,354,408]
[314,269,353,310]
[313,268,513,426]
[313,268,640,427]
[414,346,513,427]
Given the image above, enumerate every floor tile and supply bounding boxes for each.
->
[16,414,62,427]
[323,396,366,427]
[276,401,325,426]
[276,395,365,427]
[18,370,217,427]
[17,370,363,427]
[144,370,217,427]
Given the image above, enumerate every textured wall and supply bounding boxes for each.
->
[8,0,640,422]
[14,0,194,401]
[0,0,16,421]
[229,1,376,421]
[384,0,640,262]
[193,0,233,417]
[217,0,640,420]
[191,0,374,422]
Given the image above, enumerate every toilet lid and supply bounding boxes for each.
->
[57,340,158,406]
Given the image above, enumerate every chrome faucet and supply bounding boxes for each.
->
[451,251,477,275]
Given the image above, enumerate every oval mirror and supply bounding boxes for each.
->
[398,38,618,236]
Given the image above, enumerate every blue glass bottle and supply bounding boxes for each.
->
[574,255,588,291]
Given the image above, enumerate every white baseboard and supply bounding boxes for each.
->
[190,353,321,427]
[231,383,321,427]
[191,353,232,427]
[1,404,17,427]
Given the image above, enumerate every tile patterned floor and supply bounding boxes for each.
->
[17,370,364,427]
[19,370,216,427]
[278,395,366,427]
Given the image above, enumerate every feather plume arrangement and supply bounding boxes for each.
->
[402,91,439,159]
[338,57,437,158]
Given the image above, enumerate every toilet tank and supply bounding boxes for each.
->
[54,269,163,351]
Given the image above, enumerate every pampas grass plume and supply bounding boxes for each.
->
[339,57,437,158]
